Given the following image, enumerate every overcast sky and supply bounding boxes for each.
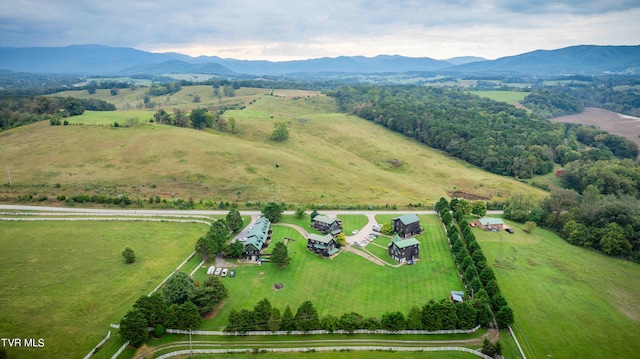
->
[1,0,639,61]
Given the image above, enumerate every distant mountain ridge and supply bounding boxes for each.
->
[0,44,638,76]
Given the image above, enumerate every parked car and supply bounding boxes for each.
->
[354,241,362,247]
[221,268,228,277]
[372,225,381,232]
[352,229,359,235]
[229,270,235,277]
[214,267,222,275]
[505,228,514,234]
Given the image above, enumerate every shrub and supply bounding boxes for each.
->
[152,324,166,338]
[122,247,136,264]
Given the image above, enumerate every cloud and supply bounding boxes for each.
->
[1,0,639,60]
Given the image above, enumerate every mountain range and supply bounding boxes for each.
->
[0,44,638,77]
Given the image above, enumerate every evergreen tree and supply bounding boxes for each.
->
[226,208,244,233]
[295,301,320,332]
[119,308,148,347]
[281,305,295,331]
[271,242,290,268]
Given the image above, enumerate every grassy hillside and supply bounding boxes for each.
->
[476,219,640,359]
[0,87,546,207]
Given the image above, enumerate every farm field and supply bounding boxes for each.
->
[552,106,640,147]
[475,218,640,359]
[0,221,208,359]
[469,90,528,108]
[196,214,463,331]
[0,87,545,207]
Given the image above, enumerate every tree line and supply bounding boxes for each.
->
[226,296,488,334]
[327,85,636,178]
[120,273,228,347]
[0,95,115,130]
[435,198,514,329]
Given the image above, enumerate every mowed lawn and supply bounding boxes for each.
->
[199,214,463,330]
[0,221,208,359]
[475,219,640,359]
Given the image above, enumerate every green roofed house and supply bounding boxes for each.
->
[312,215,343,235]
[392,214,421,238]
[475,217,504,231]
[388,234,420,263]
[307,233,339,257]
[243,217,272,261]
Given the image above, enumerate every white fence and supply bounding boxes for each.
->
[164,324,481,336]
[156,346,492,359]
[82,331,110,359]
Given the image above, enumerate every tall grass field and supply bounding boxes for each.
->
[0,87,545,207]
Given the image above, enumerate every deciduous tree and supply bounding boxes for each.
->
[270,121,289,141]
[262,202,283,223]
[163,272,195,305]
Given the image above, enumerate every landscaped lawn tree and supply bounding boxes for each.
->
[119,308,148,347]
[271,242,290,268]
[380,221,394,235]
[334,232,346,247]
[262,202,283,223]
[196,220,231,261]
[189,276,228,315]
[295,206,306,219]
[310,209,319,221]
[226,208,244,233]
[121,247,135,264]
[163,272,196,305]
[226,240,244,258]
[268,307,281,332]
[523,220,537,233]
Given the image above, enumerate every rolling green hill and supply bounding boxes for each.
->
[0,88,545,207]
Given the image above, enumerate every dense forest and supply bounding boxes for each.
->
[328,85,636,178]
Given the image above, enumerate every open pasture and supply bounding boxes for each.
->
[198,214,463,330]
[469,90,528,108]
[475,218,640,359]
[2,88,545,206]
[0,221,207,359]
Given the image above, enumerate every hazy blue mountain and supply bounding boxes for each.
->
[0,44,176,74]
[448,45,640,75]
[445,56,486,65]
[0,44,638,76]
[120,60,235,76]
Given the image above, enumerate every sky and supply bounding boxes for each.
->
[1,0,639,61]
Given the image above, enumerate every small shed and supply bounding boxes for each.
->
[450,290,465,303]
